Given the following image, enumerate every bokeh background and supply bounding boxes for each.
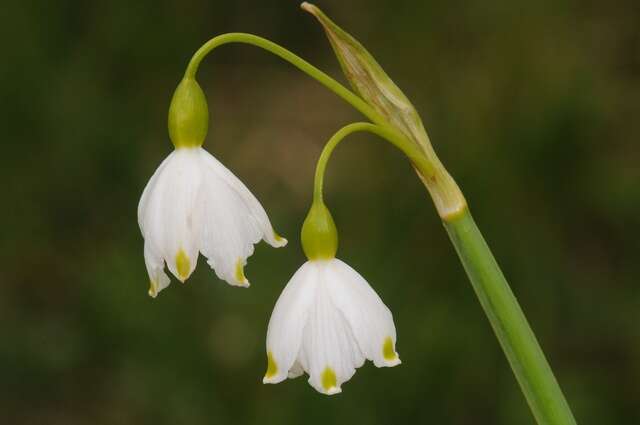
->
[2,0,639,423]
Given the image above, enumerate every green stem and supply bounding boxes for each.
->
[184,33,387,126]
[444,209,577,425]
[311,122,430,203]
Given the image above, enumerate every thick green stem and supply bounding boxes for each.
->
[444,209,577,425]
[184,33,387,127]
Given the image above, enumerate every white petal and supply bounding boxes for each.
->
[326,259,400,367]
[195,148,283,286]
[138,152,173,235]
[298,260,365,395]
[287,360,304,379]
[138,149,201,282]
[264,262,317,384]
[195,156,258,285]
[144,242,170,298]
[199,149,287,248]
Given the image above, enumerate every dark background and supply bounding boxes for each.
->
[2,0,639,424]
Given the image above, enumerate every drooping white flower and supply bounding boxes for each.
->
[138,146,287,297]
[263,258,400,395]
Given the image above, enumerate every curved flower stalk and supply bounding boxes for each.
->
[138,79,286,297]
[264,197,399,395]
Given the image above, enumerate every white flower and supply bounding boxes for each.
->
[263,258,400,395]
[138,147,287,297]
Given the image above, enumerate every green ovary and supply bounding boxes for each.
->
[167,78,209,149]
[301,201,338,260]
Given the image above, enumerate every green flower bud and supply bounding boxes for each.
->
[301,201,338,260]
[168,78,209,148]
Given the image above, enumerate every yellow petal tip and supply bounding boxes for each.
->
[382,336,398,361]
[235,259,249,285]
[264,351,278,380]
[273,232,288,246]
[148,280,158,298]
[175,249,191,281]
[321,367,339,393]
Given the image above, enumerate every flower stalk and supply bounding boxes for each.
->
[183,32,386,126]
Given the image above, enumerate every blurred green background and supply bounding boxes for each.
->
[2,0,639,423]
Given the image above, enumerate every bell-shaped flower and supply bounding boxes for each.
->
[138,77,286,297]
[263,202,399,395]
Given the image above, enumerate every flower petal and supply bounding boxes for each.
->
[264,262,317,383]
[138,149,201,282]
[144,242,170,298]
[138,151,174,235]
[199,149,287,248]
[326,259,400,367]
[287,360,304,379]
[195,149,280,286]
[195,169,258,285]
[298,260,365,395]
